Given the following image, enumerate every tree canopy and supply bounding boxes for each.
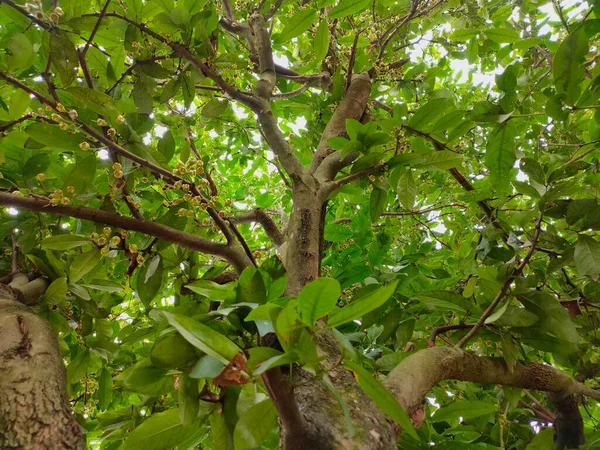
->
[2,0,600,448]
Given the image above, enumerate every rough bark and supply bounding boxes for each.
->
[384,346,600,428]
[0,279,85,450]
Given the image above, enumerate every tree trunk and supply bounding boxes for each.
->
[279,185,398,449]
[0,280,85,450]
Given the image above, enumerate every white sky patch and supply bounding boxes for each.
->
[6,207,18,216]
[154,125,168,138]
[98,149,110,160]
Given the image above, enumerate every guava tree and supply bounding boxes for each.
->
[2,0,600,448]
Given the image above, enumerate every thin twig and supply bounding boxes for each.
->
[457,215,544,348]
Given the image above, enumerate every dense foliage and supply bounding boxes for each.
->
[3,0,600,448]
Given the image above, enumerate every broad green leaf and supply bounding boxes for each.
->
[67,348,91,384]
[408,98,450,130]
[137,255,163,307]
[115,358,174,395]
[329,0,370,18]
[370,187,387,223]
[432,400,498,422]
[328,280,399,328]
[412,151,462,171]
[575,235,600,278]
[120,408,196,450]
[233,399,278,450]
[450,28,478,42]
[162,311,241,364]
[236,267,267,304]
[98,368,113,410]
[49,30,79,86]
[345,359,417,439]
[151,331,199,369]
[42,277,68,304]
[41,234,92,250]
[7,34,34,72]
[186,279,236,302]
[396,169,416,210]
[314,20,330,62]
[484,28,520,43]
[519,158,545,185]
[67,87,115,115]
[485,122,516,191]
[554,28,589,105]
[278,9,316,42]
[297,277,341,326]
[22,154,50,180]
[69,248,101,283]
[65,155,97,193]
[178,374,200,426]
[24,123,85,150]
[202,99,229,117]
[253,351,299,375]
[413,290,470,313]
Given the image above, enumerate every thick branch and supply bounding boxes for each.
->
[0,192,250,273]
[230,209,285,246]
[384,346,600,421]
[310,73,372,180]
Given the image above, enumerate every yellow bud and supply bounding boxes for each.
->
[69,110,78,119]
[110,236,121,245]
[133,202,141,208]
[36,173,46,182]
[114,170,124,178]
[112,162,122,170]
[117,115,125,124]
[128,244,138,253]
[61,197,70,205]
[96,118,107,126]
[59,122,69,131]
[136,254,145,264]
[107,128,116,136]
[67,186,75,194]
[79,142,90,150]
[97,237,107,246]
[56,103,66,112]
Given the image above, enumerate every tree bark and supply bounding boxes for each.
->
[0,280,85,450]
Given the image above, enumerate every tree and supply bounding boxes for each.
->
[1,0,600,448]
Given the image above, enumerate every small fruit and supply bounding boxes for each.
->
[79,142,91,150]
[128,244,138,253]
[107,128,116,136]
[36,173,46,182]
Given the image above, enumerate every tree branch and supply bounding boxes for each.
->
[310,73,372,180]
[0,192,251,273]
[384,346,600,424]
[229,209,286,246]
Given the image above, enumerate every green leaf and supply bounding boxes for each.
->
[42,277,68,304]
[162,311,241,364]
[120,408,196,450]
[69,248,102,283]
[7,33,34,72]
[554,28,589,105]
[186,279,236,302]
[137,255,163,307]
[151,331,199,369]
[485,122,516,191]
[202,99,229,117]
[314,20,330,62]
[413,290,470,313]
[178,374,200,426]
[49,30,79,86]
[278,9,316,42]
[432,400,498,422]
[412,150,462,171]
[65,155,97,193]
[67,348,91,384]
[24,123,85,150]
[252,351,299,375]
[575,235,600,278]
[327,280,399,328]
[67,87,116,115]
[370,187,387,223]
[22,154,51,180]
[484,28,520,43]
[408,98,450,130]
[450,28,478,42]
[519,158,545,185]
[98,368,113,410]
[345,359,417,439]
[233,399,278,450]
[328,0,370,18]
[526,428,555,449]
[115,358,174,395]
[297,277,341,326]
[236,267,267,304]
[396,169,416,210]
